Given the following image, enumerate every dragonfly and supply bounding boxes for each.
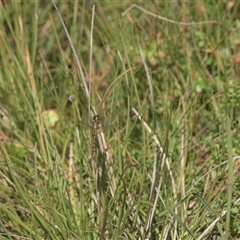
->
[81,109,118,160]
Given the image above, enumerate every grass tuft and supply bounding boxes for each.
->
[1,1,240,239]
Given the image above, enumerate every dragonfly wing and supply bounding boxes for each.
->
[80,108,118,134]
[99,109,118,130]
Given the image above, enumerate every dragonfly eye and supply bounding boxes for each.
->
[93,115,101,122]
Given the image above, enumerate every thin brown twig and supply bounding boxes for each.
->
[122,4,220,26]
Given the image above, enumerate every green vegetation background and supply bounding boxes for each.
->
[1,1,240,239]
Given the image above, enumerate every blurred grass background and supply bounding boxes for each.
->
[1,1,240,239]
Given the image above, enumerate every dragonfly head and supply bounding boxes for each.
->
[93,115,101,122]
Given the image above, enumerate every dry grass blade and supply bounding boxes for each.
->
[122,4,220,25]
